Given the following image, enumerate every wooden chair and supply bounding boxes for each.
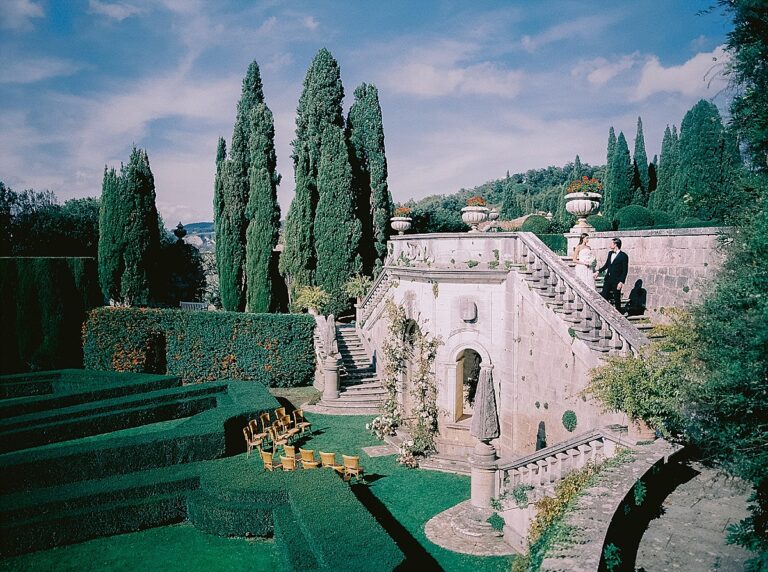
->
[259,412,271,433]
[275,407,286,419]
[283,444,296,460]
[249,419,268,442]
[261,449,281,471]
[292,409,312,435]
[299,448,320,469]
[319,451,344,475]
[243,425,262,458]
[342,455,365,482]
[280,455,297,471]
[279,414,300,442]
[269,426,288,448]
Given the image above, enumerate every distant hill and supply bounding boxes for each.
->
[183,222,214,234]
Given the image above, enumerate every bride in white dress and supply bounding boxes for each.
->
[573,235,596,289]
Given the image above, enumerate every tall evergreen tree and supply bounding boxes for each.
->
[673,100,736,220]
[280,49,345,299]
[314,125,361,315]
[649,125,679,212]
[217,61,266,311]
[601,127,617,217]
[244,103,281,313]
[632,117,650,205]
[347,83,392,274]
[98,166,122,302]
[571,155,584,180]
[604,132,633,219]
[212,137,227,305]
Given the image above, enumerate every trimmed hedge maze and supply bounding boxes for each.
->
[82,307,316,387]
[0,370,403,570]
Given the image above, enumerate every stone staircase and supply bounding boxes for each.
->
[316,324,385,415]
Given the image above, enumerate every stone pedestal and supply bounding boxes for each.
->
[322,356,340,401]
[628,419,656,443]
[470,440,498,508]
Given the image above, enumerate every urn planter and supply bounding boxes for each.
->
[390,216,412,235]
[461,206,489,232]
[565,192,601,229]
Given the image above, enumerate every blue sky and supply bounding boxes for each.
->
[0,0,733,224]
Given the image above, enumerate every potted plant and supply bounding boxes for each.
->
[294,286,330,316]
[565,177,602,228]
[461,196,489,232]
[344,273,373,305]
[390,206,413,235]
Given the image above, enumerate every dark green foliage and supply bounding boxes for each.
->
[604,126,617,199]
[410,194,466,232]
[632,117,650,204]
[520,214,551,234]
[648,209,674,228]
[587,214,613,232]
[314,125,362,316]
[217,62,270,312]
[537,234,567,255]
[648,125,679,212]
[158,237,205,307]
[347,83,393,273]
[245,102,281,313]
[82,308,316,387]
[281,49,345,299]
[674,100,739,220]
[212,137,227,301]
[98,167,122,301]
[487,512,505,531]
[0,258,101,374]
[615,205,655,229]
[603,132,633,219]
[561,410,577,432]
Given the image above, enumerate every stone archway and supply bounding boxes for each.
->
[455,348,481,422]
[439,338,493,424]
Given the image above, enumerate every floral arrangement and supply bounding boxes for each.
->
[405,326,442,459]
[368,301,407,440]
[567,176,603,194]
[393,206,412,217]
[396,442,419,468]
[466,196,487,207]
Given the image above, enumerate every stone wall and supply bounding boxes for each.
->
[566,228,726,317]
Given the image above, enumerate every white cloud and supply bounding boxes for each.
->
[88,0,142,22]
[571,53,640,87]
[0,0,43,31]
[0,56,80,84]
[384,42,523,99]
[633,46,729,101]
[520,14,617,53]
[302,16,318,30]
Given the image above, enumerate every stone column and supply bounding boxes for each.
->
[470,440,498,508]
[322,355,340,401]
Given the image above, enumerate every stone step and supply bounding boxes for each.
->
[419,456,471,476]
[340,386,386,396]
[341,380,382,391]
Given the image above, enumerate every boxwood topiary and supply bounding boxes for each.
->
[520,215,551,234]
[615,205,654,229]
[562,410,578,432]
[587,214,613,232]
[648,209,674,228]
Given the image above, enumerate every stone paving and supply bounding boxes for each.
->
[634,463,752,572]
[424,500,518,557]
[361,444,397,458]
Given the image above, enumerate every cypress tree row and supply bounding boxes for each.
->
[97,166,122,302]
[217,61,268,311]
[347,83,392,274]
[648,125,678,212]
[631,117,649,205]
[314,125,362,315]
[603,132,633,219]
[244,103,281,313]
[280,48,345,299]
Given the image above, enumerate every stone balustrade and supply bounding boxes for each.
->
[357,271,391,326]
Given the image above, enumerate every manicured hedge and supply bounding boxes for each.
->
[82,308,316,387]
[615,205,655,229]
[537,234,567,255]
[0,258,102,374]
[521,215,551,234]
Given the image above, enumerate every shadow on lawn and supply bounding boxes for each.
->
[351,483,442,571]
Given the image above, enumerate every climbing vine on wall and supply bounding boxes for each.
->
[404,327,442,459]
[367,299,408,439]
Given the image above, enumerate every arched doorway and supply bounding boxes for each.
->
[455,348,481,422]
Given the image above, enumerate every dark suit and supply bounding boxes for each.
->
[598,250,628,311]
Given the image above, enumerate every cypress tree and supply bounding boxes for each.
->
[97,166,122,302]
[347,83,392,273]
[314,125,361,316]
[281,48,345,299]
[649,126,675,211]
[212,137,227,305]
[604,132,633,220]
[673,100,730,220]
[632,117,650,205]
[572,155,584,180]
[118,147,161,306]
[218,61,266,311]
[244,103,281,313]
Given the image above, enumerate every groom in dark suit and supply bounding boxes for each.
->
[594,237,628,312]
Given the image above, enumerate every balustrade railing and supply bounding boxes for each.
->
[357,271,391,326]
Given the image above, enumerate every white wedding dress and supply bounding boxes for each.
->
[575,247,596,289]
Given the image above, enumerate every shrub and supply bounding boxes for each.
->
[487,512,505,531]
[615,205,654,229]
[82,308,316,387]
[293,286,330,314]
[538,234,567,255]
[587,214,613,231]
[0,257,102,374]
[562,410,578,432]
[521,215,551,234]
[649,209,674,228]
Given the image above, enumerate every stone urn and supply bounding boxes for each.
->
[565,192,601,229]
[390,216,412,235]
[461,206,489,233]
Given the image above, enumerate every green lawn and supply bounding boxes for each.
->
[1,413,515,571]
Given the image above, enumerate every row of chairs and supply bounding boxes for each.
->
[243,407,312,456]
[261,445,364,482]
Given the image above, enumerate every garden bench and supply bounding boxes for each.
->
[179,301,208,311]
